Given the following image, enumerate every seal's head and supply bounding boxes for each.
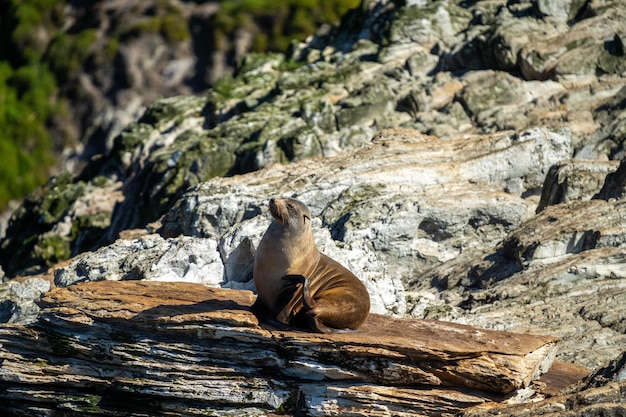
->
[269,197,311,229]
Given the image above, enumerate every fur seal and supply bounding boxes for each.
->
[253,197,370,333]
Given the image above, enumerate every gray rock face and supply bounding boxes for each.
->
[0,278,50,325]
[55,127,569,322]
[412,183,626,370]
[537,160,620,213]
[2,0,625,278]
[0,0,625,402]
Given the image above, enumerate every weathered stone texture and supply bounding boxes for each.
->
[0,281,559,416]
[1,0,626,415]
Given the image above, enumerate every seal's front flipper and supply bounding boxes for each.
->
[251,296,267,312]
[275,275,306,325]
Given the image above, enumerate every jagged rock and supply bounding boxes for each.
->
[462,352,626,417]
[411,193,626,370]
[519,6,626,80]
[532,0,575,22]
[565,351,626,393]
[3,0,626,278]
[2,1,626,414]
[0,280,560,416]
[596,157,626,201]
[53,234,225,288]
[0,173,123,277]
[537,159,620,212]
[49,126,569,324]
[162,127,569,267]
[0,278,51,325]
[581,85,626,160]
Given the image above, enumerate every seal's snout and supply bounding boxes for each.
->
[269,198,284,223]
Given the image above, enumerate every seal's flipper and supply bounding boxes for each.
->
[251,296,267,312]
[275,275,305,324]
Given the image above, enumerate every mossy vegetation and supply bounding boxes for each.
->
[0,61,58,210]
[0,0,358,211]
[0,0,71,211]
[212,0,360,53]
[121,2,190,44]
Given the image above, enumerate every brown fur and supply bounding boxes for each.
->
[253,198,370,332]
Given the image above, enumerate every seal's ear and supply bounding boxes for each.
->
[303,213,310,223]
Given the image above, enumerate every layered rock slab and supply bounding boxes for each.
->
[50,127,570,323]
[413,188,626,369]
[463,352,626,417]
[0,281,559,416]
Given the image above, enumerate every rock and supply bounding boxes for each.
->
[532,0,575,22]
[46,125,569,321]
[565,351,626,393]
[536,159,620,212]
[578,85,626,160]
[518,5,626,79]
[3,0,626,279]
[0,278,51,325]
[462,352,626,417]
[596,157,626,201]
[462,380,626,417]
[2,1,626,414]
[54,234,225,288]
[0,280,560,416]
[154,128,567,314]
[413,198,626,370]
[0,172,124,277]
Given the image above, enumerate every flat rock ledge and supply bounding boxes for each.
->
[0,281,563,417]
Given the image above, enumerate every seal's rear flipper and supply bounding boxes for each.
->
[285,275,356,334]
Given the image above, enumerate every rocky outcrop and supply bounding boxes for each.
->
[1,0,626,415]
[52,128,570,321]
[410,160,626,370]
[2,0,625,278]
[462,353,626,417]
[0,280,562,416]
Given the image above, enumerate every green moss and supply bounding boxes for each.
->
[47,29,97,81]
[423,305,454,319]
[236,52,285,75]
[34,233,71,267]
[59,393,102,413]
[121,3,190,44]
[155,132,237,187]
[138,96,206,127]
[212,75,257,102]
[76,211,113,230]
[36,172,86,224]
[0,61,61,210]
[212,0,360,54]
[34,359,48,367]
[161,12,190,43]
[91,175,110,188]
[117,124,156,153]
[11,0,64,62]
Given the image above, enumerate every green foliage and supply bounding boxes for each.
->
[10,0,63,62]
[121,3,190,44]
[160,8,190,43]
[0,61,58,210]
[213,0,361,53]
[47,29,97,81]
[0,0,357,211]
